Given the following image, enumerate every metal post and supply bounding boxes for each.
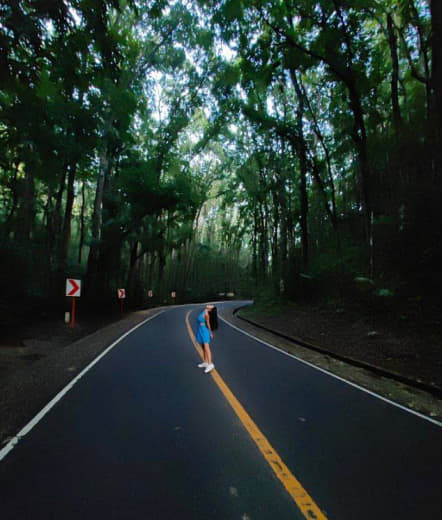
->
[70,297,76,328]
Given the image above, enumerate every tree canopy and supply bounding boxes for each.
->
[0,0,440,312]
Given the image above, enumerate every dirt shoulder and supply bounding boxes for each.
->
[219,304,442,424]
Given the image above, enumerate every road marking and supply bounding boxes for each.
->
[219,314,442,428]
[0,310,165,462]
[185,310,328,520]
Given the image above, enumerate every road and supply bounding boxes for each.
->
[0,302,441,519]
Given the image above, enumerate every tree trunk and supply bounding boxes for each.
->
[277,140,289,301]
[136,252,147,306]
[256,204,266,279]
[271,188,279,282]
[387,13,402,133]
[347,79,373,274]
[78,181,86,264]
[126,239,139,297]
[16,167,35,243]
[409,0,432,121]
[86,148,110,288]
[431,0,442,176]
[54,166,67,236]
[252,209,258,281]
[158,247,166,301]
[291,70,309,271]
[96,160,122,295]
[299,158,309,271]
[60,163,76,275]
[300,80,341,254]
[282,7,373,270]
[44,165,67,297]
[181,208,200,295]
[147,252,156,294]
[259,203,269,278]
[3,164,19,239]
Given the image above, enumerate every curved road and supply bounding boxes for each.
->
[0,302,441,519]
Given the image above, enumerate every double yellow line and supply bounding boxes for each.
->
[185,311,327,520]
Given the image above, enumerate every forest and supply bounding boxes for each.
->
[1,0,441,321]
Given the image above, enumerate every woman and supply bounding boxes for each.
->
[196,304,215,373]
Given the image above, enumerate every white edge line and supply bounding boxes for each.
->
[219,315,442,427]
[0,310,165,462]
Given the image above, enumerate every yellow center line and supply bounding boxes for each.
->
[185,310,328,520]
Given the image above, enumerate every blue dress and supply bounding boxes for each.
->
[195,310,211,344]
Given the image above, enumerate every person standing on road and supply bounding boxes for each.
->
[196,304,215,373]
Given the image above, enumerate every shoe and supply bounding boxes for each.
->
[198,362,208,368]
[204,363,214,373]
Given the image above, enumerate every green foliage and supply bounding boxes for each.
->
[0,0,440,315]
[214,0,244,24]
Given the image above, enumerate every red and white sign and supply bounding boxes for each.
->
[171,291,176,298]
[148,290,153,298]
[117,288,126,299]
[66,278,81,297]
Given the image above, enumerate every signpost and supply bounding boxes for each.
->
[65,278,81,328]
[118,288,126,315]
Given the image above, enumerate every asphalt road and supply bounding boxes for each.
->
[0,302,441,519]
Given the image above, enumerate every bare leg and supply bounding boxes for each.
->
[203,343,212,364]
